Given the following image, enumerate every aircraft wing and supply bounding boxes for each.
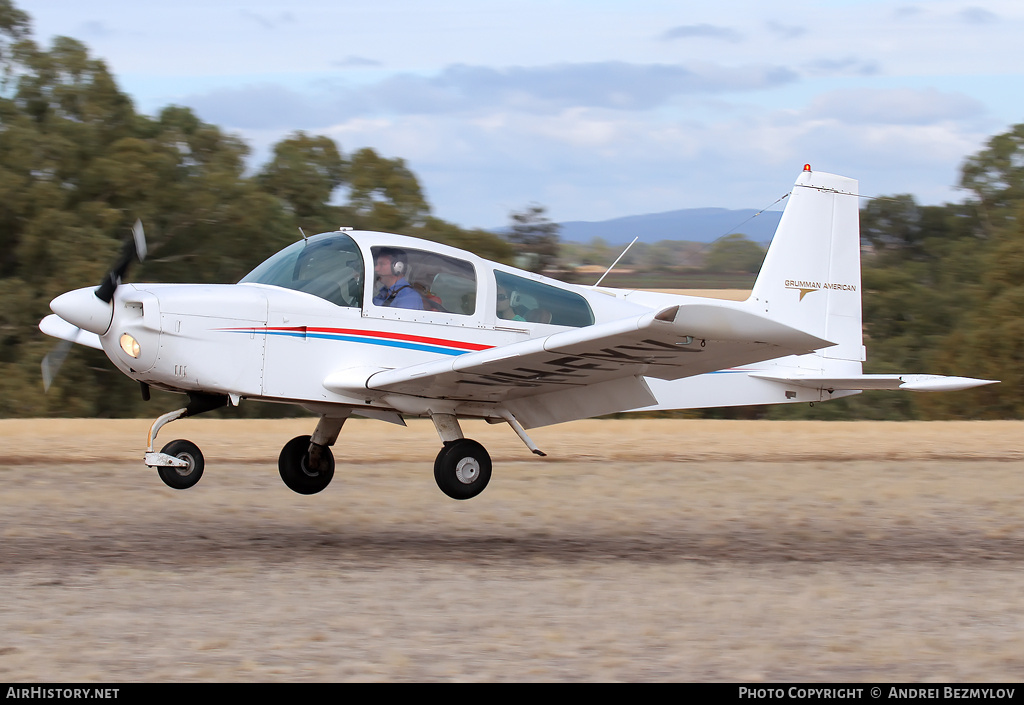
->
[325,304,833,415]
[39,314,103,350]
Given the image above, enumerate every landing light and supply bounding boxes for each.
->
[120,333,141,358]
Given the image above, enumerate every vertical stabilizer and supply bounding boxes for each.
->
[749,167,863,365]
[633,167,995,416]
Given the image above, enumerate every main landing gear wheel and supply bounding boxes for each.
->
[157,439,204,490]
[279,435,335,495]
[434,439,491,500]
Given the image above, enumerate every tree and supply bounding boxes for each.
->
[416,215,514,264]
[120,106,294,286]
[0,3,555,418]
[959,123,1024,234]
[703,233,765,273]
[0,19,298,417]
[257,131,347,231]
[506,204,560,273]
[580,237,614,266]
[346,147,429,232]
[924,132,1024,419]
[0,0,29,89]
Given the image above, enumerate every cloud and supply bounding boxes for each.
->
[802,57,881,77]
[333,56,383,68]
[353,62,799,115]
[959,7,998,24]
[184,83,333,130]
[660,24,742,43]
[766,21,806,39]
[301,102,985,226]
[179,61,801,129]
[239,10,297,30]
[77,21,116,38]
[893,5,998,25]
[804,88,987,126]
[892,5,926,20]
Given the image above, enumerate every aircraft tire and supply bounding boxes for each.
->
[278,435,335,495]
[157,439,205,490]
[433,438,491,500]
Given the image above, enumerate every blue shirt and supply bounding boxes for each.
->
[373,278,424,310]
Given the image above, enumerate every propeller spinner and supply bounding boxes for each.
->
[42,220,147,390]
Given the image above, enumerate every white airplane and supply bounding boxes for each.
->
[39,166,997,498]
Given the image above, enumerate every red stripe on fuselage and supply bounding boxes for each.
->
[259,326,493,352]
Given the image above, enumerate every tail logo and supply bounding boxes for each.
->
[785,280,857,301]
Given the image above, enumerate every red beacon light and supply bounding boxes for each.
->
[803,163,812,172]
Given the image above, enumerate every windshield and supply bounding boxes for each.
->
[239,232,364,308]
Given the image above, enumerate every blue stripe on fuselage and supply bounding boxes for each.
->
[256,328,467,356]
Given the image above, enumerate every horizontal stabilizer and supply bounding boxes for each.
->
[897,375,1000,392]
[750,372,999,392]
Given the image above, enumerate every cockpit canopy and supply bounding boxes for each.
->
[240,230,595,328]
[239,232,364,308]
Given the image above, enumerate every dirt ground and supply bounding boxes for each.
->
[1,417,1023,682]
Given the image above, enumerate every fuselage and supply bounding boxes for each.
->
[79,229,717,414]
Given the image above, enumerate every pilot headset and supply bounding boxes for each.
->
[379,249,407,276]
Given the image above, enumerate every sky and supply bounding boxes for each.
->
[18,0,1024,230]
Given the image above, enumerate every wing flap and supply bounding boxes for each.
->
[505,375,657,429]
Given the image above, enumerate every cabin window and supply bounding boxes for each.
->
[494,270,594,327]
[370,247,477,315]
[239,232,364,308]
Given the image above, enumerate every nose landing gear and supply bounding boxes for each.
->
[144,394,227,490]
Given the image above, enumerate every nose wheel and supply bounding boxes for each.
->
[434,439,491,500]
[156,439,205,490]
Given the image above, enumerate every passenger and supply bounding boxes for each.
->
[496,287,525,321]
[372,249,424,310]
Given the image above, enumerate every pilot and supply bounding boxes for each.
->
[372,249,424,310]
[496,287,525,321]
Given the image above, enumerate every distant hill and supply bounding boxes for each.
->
[555,207,783,246]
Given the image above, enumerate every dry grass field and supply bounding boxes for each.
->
[1,417,1023,682]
